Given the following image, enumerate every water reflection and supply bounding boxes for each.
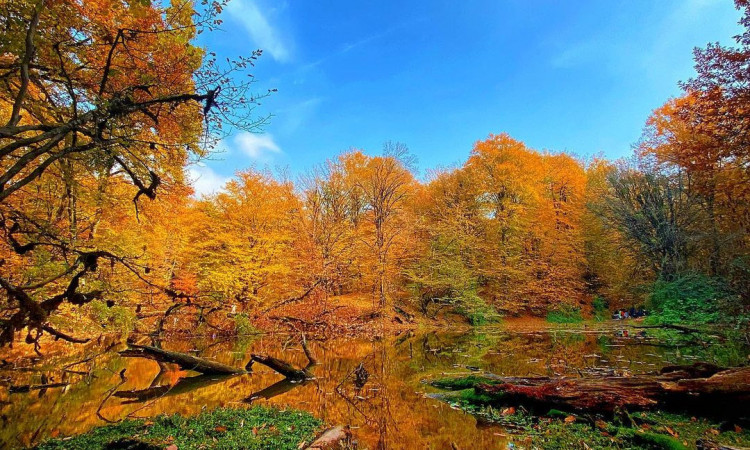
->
[0,319,744,449]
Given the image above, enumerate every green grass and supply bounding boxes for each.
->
[546,306,583,323]
[36,406,323,450]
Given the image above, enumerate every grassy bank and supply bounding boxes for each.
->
[36,406,322,450]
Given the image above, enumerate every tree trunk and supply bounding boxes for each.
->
[249,354,312,380]
[468,363,750,418]
[119,344,246,375]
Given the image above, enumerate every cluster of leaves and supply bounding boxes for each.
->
[37,406,322,450]
[85,299,137,335]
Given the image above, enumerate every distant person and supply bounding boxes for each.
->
[629,306,636,318]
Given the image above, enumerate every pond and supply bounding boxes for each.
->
[0,319,744,449]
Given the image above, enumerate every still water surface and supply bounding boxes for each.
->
[0,319,739,449]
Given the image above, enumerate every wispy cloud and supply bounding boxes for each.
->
[234,132,282,161]
[226,0,292,62]
[187,164,230,197]
[298,18,425,73]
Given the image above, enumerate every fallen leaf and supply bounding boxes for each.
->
[165,445,178,450]
[564,416,576,424]
[252,427,258,436]
[214,426,227,433]
[735,425,743,433]
[710,428,720,435]
[50,430,60,438]
[664,426,678,438]
[501,407,515,416]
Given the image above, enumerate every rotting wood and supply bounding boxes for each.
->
[467,363,750,418]
[305,425,352,450]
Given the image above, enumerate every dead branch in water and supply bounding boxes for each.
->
[119,344,246,375]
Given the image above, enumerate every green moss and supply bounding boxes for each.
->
[36,406,322,450]
[430,375,497,391]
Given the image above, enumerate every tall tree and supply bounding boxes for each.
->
[0,0,266,346]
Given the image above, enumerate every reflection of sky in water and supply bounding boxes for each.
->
[1,319,745,449]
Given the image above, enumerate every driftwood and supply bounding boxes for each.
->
[121,338,316,381]
[119,344,248,375]
[473,363,750,418]
[248,354,311,380]
[305,425,352,449]
[248,336,316,380]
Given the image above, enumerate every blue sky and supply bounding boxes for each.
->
[189,0,743,194]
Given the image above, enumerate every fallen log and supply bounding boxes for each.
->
[248,337,316,380]
[470,363,750,418]
[249,354,311,380]
[9,382,68,393]
[305,425,352,450]
[119,344,247,375]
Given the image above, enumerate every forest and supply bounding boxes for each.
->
[0,0,749,449]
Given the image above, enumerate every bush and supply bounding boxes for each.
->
[592,296,609,321]
[647,274,729,325]
[546,305,583,323]
[233,313,258,335]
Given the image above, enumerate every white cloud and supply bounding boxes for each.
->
[226,0,291,62]
[234,132,282,160]
[187,164,230,197]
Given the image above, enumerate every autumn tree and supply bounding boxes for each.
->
[0,0,267,346]
[357,143,415,308]
[404,168,490,322]
[178,170,304,312]
[636,0,750,298]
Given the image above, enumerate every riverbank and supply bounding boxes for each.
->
[36,406,326,450]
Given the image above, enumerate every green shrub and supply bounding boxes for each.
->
[546,305,583,323]
[233,313,258,335]
[647,273,729,325]
[592,296,609,321]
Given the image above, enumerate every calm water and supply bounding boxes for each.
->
[0,319,743,449]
